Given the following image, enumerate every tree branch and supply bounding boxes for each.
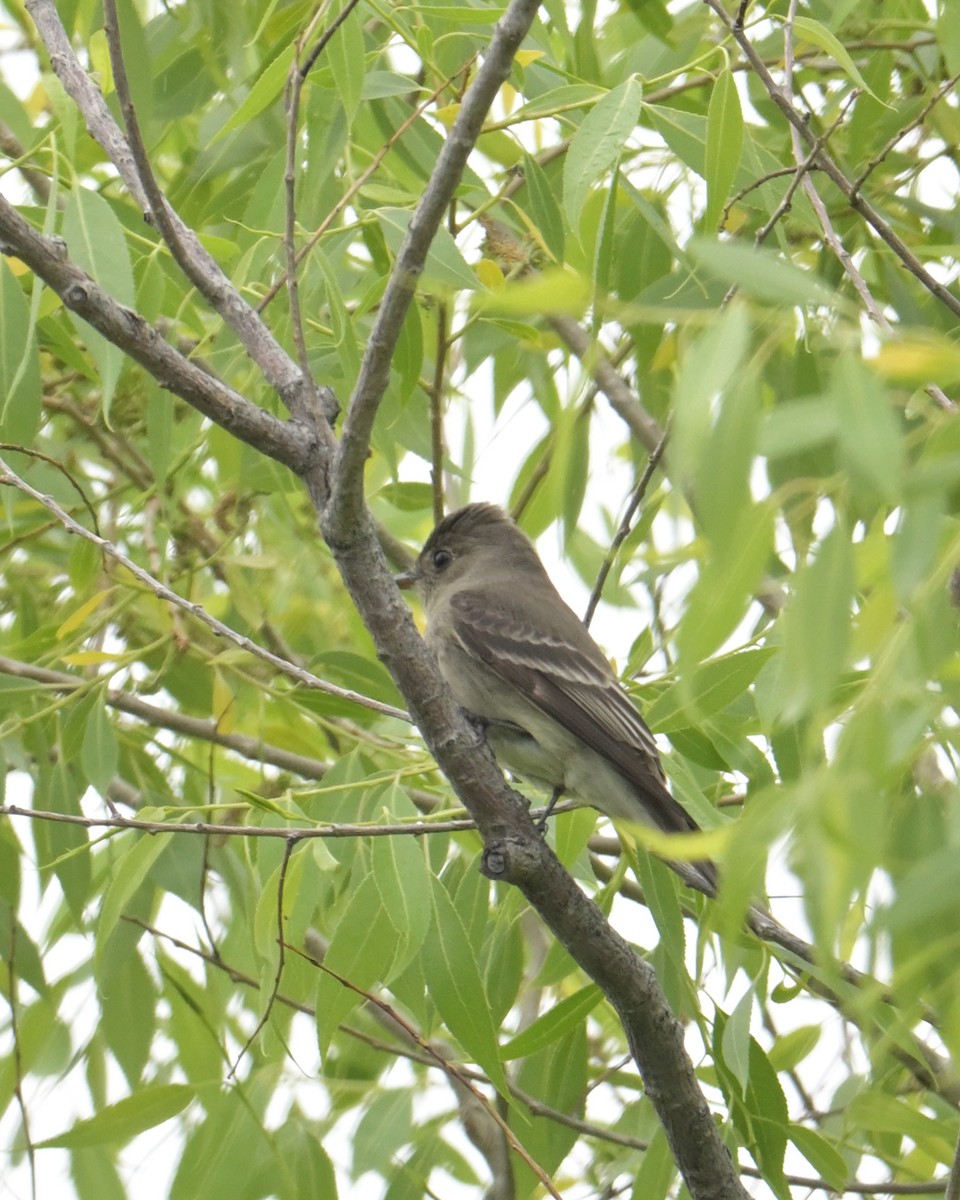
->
[704,0,960,322]
[28,0,333,421]
[0,202,315,470]
[0,460,408,723]
[325,0,545,538]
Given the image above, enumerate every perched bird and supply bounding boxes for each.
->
[398,503,716,895]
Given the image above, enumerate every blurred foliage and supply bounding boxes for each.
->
[0,0,959,1196]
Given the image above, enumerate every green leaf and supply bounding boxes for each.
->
[789,1125,848,1190]
[0,900,48,994]
[371,825,432,972]
[939,0,960,74]
[688,237,839,308]
[834,356,903,504]
[61,188,134,422]
[502,984,602,1059]
[0,821,20,907]
[766,1024,821,1072]
[522,152,565,262]
[704,68,744,230]
[218,44,295,137]
[563,76,642,227]
[326,1,366,122]
[721,990,753,1095]
[630,1128,677,1200]
[96,833,173,973]
[791,16,882,100]
[81,692,119,796]
[845,1093,955,1163]
[277,1121,338,1200]
[779,524,854,718]
[671,301,750,488]
[423,876,508,1094]
[714,1012,790,1197]
[677,501,774,668]
[0,260,41,443]
[647,649,773,730]
[377,208,478,293]
[316,872,397,1059]
[696,374,762,553]
[883,845,960,934]
[760,396,839,460]
[170,1089,286,1200]
[100,951,157,1086]
[473,266,591,317]
[352,1089,414,1177]
[37,1084,194,1148]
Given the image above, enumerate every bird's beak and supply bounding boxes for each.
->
[395,568,419,590]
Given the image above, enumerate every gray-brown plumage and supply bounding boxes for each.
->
[399,503,716,895]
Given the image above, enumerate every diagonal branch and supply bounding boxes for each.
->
[325,0,545,538]
[0,459,409,723]
[704,0,960,322]
[0,200,313,469]
[28,0,333,422]
[0,654,332,779]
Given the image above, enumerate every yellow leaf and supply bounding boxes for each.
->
[475,258,505,290]
[872,337,960,384]
[472,267,590,317]
[88,30,114,95]
[57,589,112,640]
[515,50,544,66]
[61,650,123,666]
[212,669,236,735]
[651,329,677,372]
[617,820,731,864]
[434,103,460,129]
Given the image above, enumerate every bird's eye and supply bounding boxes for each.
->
[432,548,453,571]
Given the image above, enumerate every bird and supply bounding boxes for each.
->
[397,503,717,895]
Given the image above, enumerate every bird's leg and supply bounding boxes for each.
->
[536,786,565,834]
[462,710,489,746]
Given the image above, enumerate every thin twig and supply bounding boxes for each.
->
[97,0,333,423]
[298,0,364,78]
[131,915,951,1197]
[230,837,300,1076]
[754,93,858,247]
[0,458,410,723]
[784,16,889,330]
[548,315,664,452]
[327,0,544,540]
[704,0,960,322]
[289,943,564,1200]
[851,71,960,198]
[0,654,334,778]
[258,64,474,312]
[945,1133,960,1200]
[0,804,478,840]
[0,198,314,470]
[583,426,670,628]
[281,1,349,382]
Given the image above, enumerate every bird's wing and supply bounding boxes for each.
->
[448,591,697,835]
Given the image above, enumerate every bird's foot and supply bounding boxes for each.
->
[536,786,565,836]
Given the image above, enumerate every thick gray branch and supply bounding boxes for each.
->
[0,199,314,470]
[320,519,749,1199]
